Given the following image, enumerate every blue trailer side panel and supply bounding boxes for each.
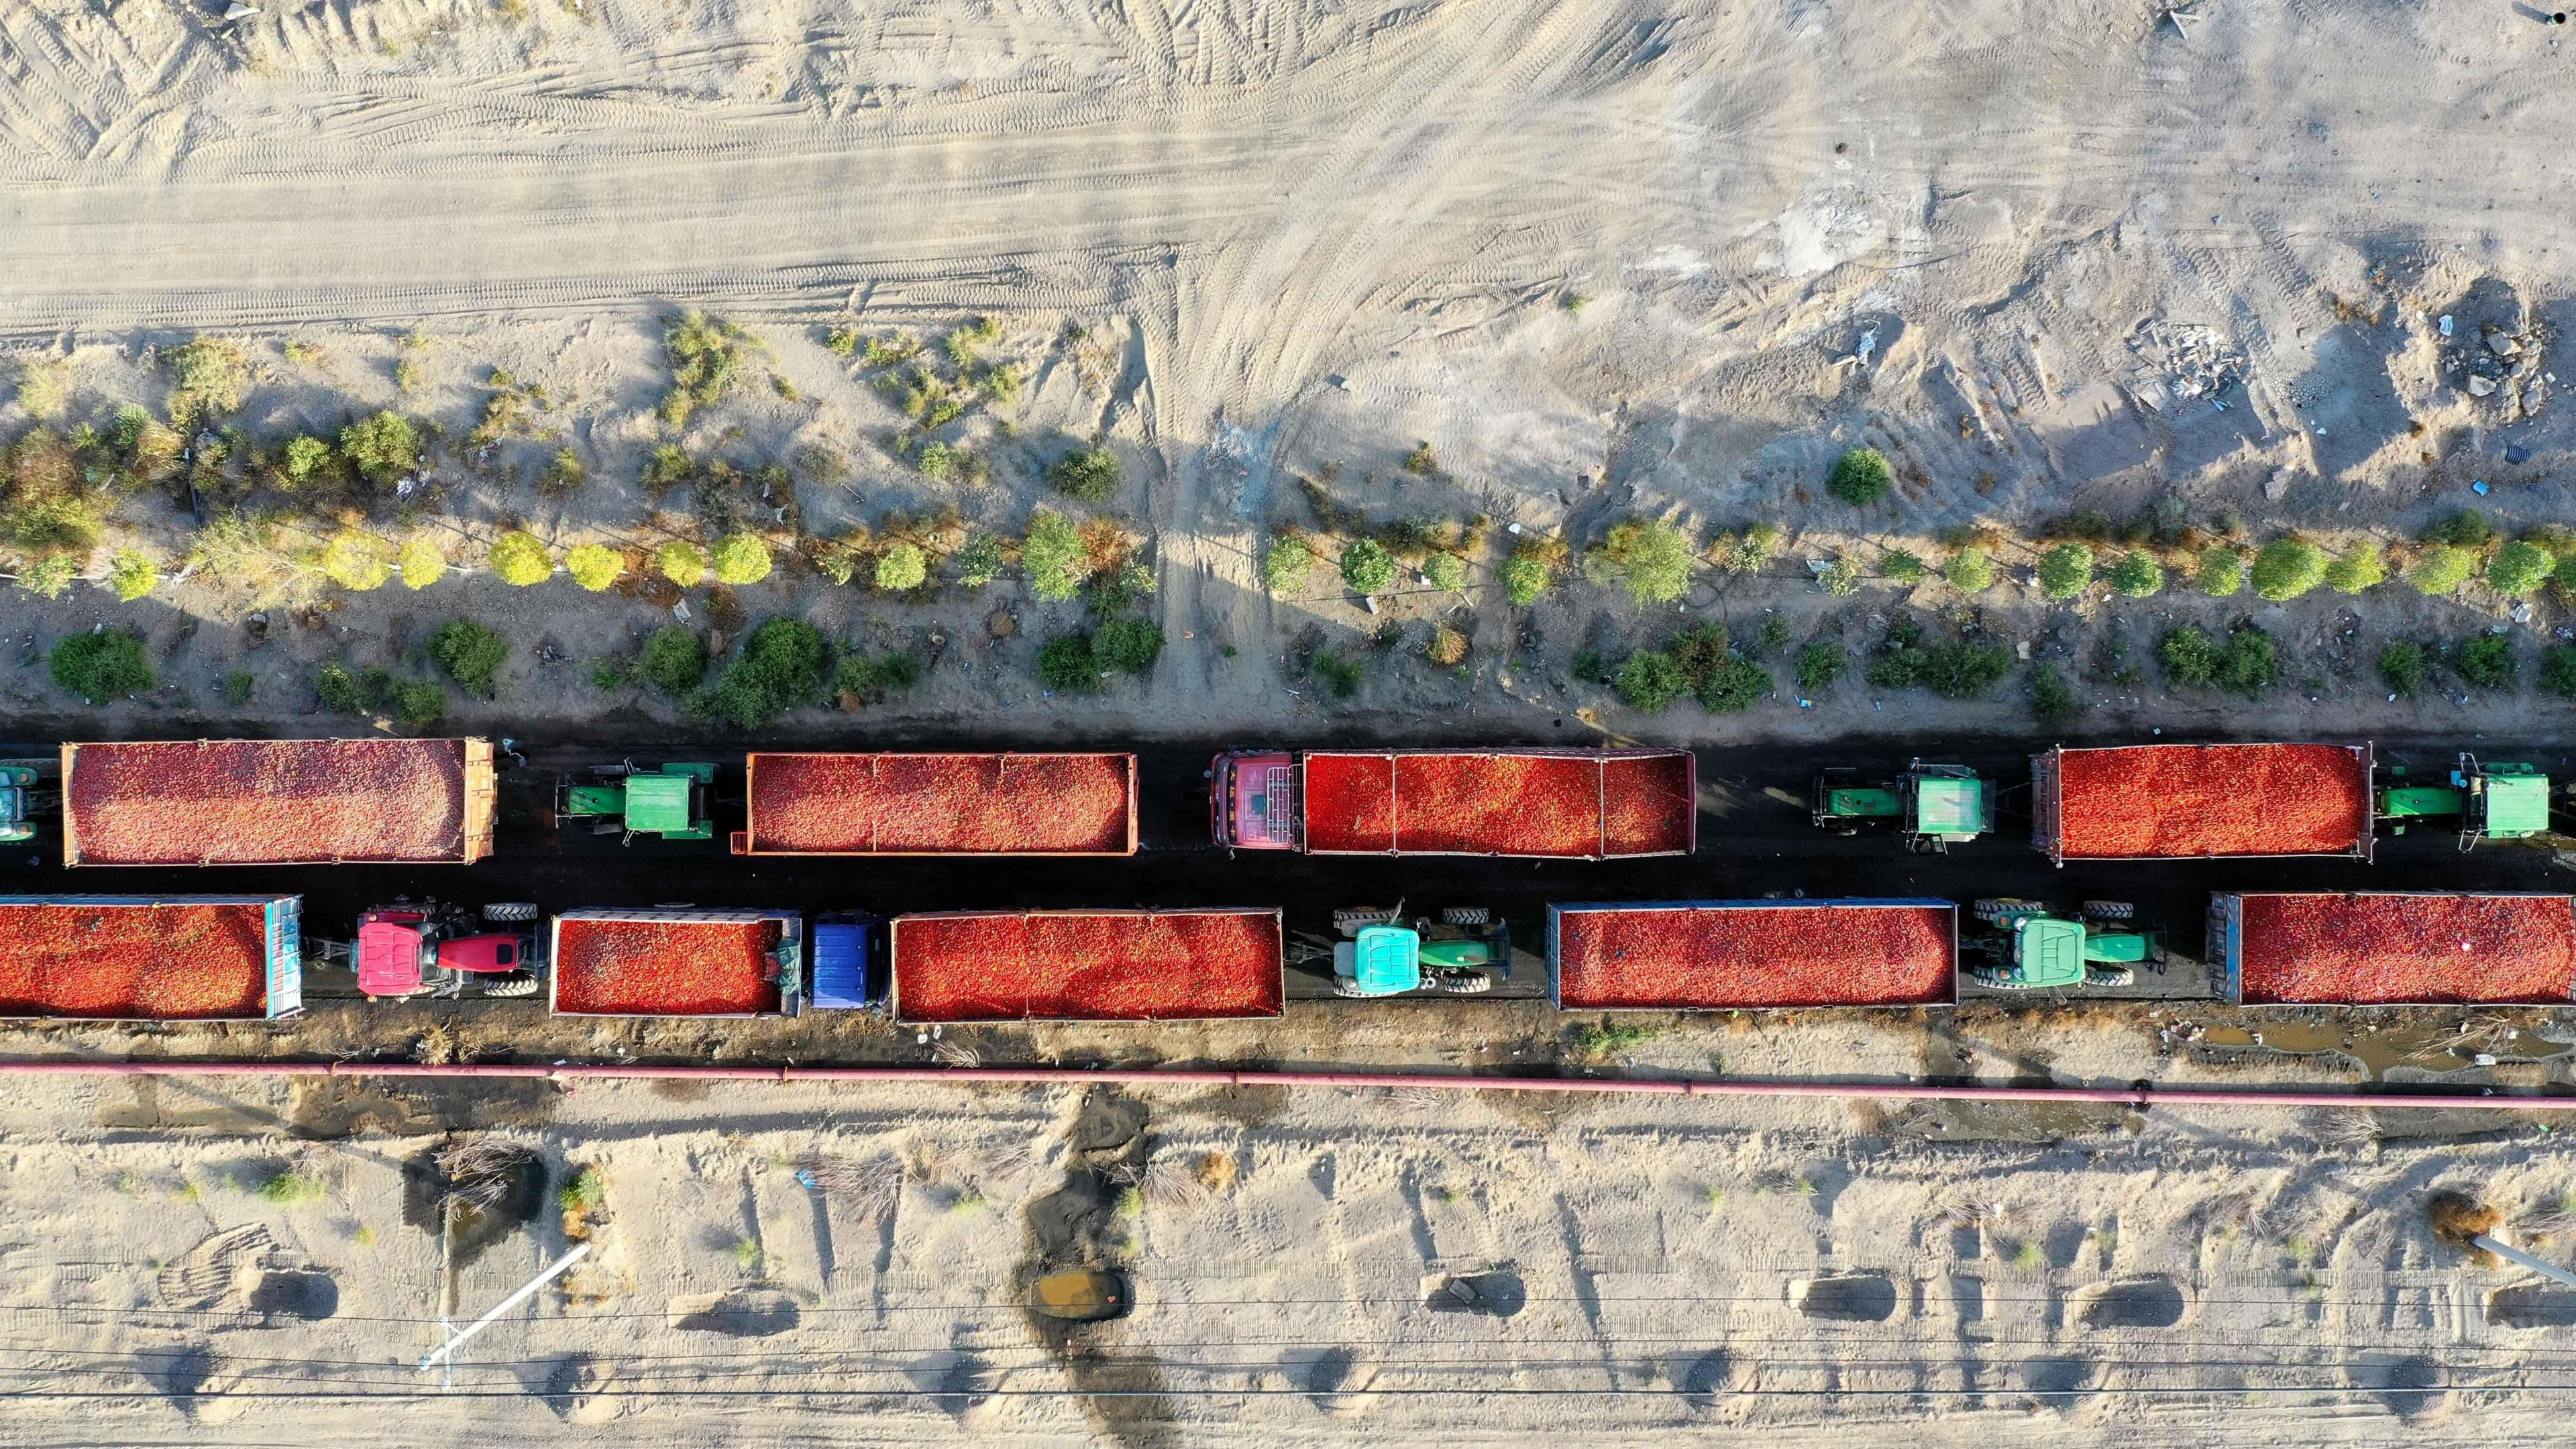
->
[2206,894,2245,1005]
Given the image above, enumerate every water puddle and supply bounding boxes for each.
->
[2196,1020,2575,1079]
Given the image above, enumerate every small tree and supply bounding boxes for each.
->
[396,537,447,590]
[639,627,707,695]
[1795,640,1847,694]
[2487,539,2555,596]
[2028,664,2082,724]
[15,555,78,599]
[1614,651,1687,711]
[2159,625,2222,688]
[2455,634,2516,690]
[2195,547,2244,596]
[1095,616,1165,674]
[50,631,154,703]
[1945,546,1994,593]
[1593,519,1694,605]
[280,433,333,486]
[659,541,706,588]
[2378,641,2426,698]
[1424,552,1467,592]
[874,541,928,592]
[2037,543,2094,600]
[2324,542,2386,594]
[710,533,771,586]
[1696,654,1772,712]
[1882,549,1927,585]
[106,548,158,602]
[565,543,625,592]
[339,411,421,486]
[428,620,508,698]
[1263,534,1316,594]
[1501,538,1559,604]
[2249,539,2328,601]
[1036,633,1099,692]
[1340,538,1398,596]
[2106,549,2163,598]
[321,531,393,591]
[1827,447,1894,506]
[1022,510,1089,601]
[954,534,1003,590]
[488,531,553,586]
[2407,543,2478,596]
[1049,446,1120,503]
[2540,645,2576,699]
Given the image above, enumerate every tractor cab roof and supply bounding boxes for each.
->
[356,916,425,996]
[1915,776,1988,836]
[2482,771,2551,837]
[1350,924,1420,994]
[622,771,698,835]
[2014,916,2088,981]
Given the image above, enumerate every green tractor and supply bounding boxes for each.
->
[555,761,717,843]
[1812,761,1992,853]
[1966,899,2159,990]
[1297,903,1505,998]
[2377,753,2551,850]
[0,757,58,845]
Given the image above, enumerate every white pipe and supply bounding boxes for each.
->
[416,1243,590,1373]
[2471,1234,2576,1289]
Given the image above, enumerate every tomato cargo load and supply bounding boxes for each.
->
[549,909,804,1018]
[2030,742,2373,864]
[1548,900,1957,1010]
[61,738,496,866]
[735,752,1138,856]
[890,908,1284,1024]
[1297,748,1695,857]
[0,895,302,1020]
[2211,892,2576,1005]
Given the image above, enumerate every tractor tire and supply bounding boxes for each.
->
[1331,977,1377,1000]
[482,902,541,923]
[483,972,543,999]
[1967,966,2041,989]
[1973,898,2041,924]
[1439,906,1493,928]
[1432,969,1495,995]
[1333,908,1401,934]
[2085,965,2137,987]
[2082,901,2135,921]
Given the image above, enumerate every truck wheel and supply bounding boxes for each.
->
[2082,901,2135,921]
[1439,906,1493,928]
[483,972,543,998]
[482,902,541,923]
[1333,908,1400,934]
[2085,965,2137,987]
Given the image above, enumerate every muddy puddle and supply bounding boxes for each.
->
[2197,1020,2575,1079]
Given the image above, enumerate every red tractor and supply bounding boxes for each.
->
[318,900,545,1001]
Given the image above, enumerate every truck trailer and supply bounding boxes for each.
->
[61,738,497,867]
[549,909,804,1018]
[2210,891,2576,1005]
[1548,899,1957,1010]
[735,752,1138,856]
[888,907,1284,1023]
[1210,747,1696,857]
[0,894,302,1020]
[2030,741,2373,865]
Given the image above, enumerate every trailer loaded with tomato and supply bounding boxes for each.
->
[2211,891,2576,1005]
[888,907,1284,1024]
[1548,899,1958,1010]
[1210,747,1696,857]
[735,752,1138,856]
[0,894,304,1020]
[2030,741,2373,865]
[60,737,498,867]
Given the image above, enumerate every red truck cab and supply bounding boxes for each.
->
[1210,751,1298,849]
[356,907,530,997]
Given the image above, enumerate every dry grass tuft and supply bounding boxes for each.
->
[439,1139,539,1212]
[800,1154,904,1221]
[2427,1191,2502,1250]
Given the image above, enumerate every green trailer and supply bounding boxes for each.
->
[1965,899,2161,990]
[555,761,716,843]
[1812,761,1992,853]
[2377,753,2551,849]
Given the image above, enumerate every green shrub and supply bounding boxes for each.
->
[223,669,254,707]
[1312,651,1364,698]
[1339,538,1397,596]
[2217,627,2277,695]
[2408,543,2478,595]
[2195,547,2244,596]
[1695,654,1772,712]
[1263,534,1316,594]
[658,541,706,588]
[1424,552,1467,592]
[2106,550,2164,598]
[953,534,1003,590]
[321,531,393,591]
[2455,634,2515,690]
[1050,447,1120,502]
[839,649,924,699]
[488,531,553,586]
[1715,523,1783,574]
[339,411,421,486]
[162,337,249,425]
[873,541,928,592]
[256,1170,325,1206]
[50,631,152,703]
[1615,651,1686,711]
[1093,616,1165,674]
[1757,614,1791,655]
[1794,639,1847,694]
[540,449,587,496]
[1022,511,1088,601]
[2324,543,2386,594]
[2540,645,2576,699]
[15,555,78,599]
[1882,549,1926,585]
[2250,539,2328,600]
[2488,539,2555,596]
[2027,663,2082,724]
[280,433,332,486]
[1827,447,1894,506]
[1037,633,1099,692]
[2160,626,2221,688]
[1945,546,1994,593]
[564,543,625,592]
[2,496,104,558]
[1083,559,1157,614]
[2379,641,2426,698]
[390,678,447,726]
[1666,623,1729,686]
[2037,543,2094,600]
[1921,640,2009,698]
[315,663,365,714]
[1592,519,1694,605]
[1819,558,1862,596]
[638,628,706,695]
[428,620,508,698]
[687,618,833,727]
[396,538,447,589]
[2424,508,2493,546]
[710,533,771,586]
[557,1166,606,1212]
[106,549,158,602]
[1498,551,1550,605]
[659,309,752,429]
